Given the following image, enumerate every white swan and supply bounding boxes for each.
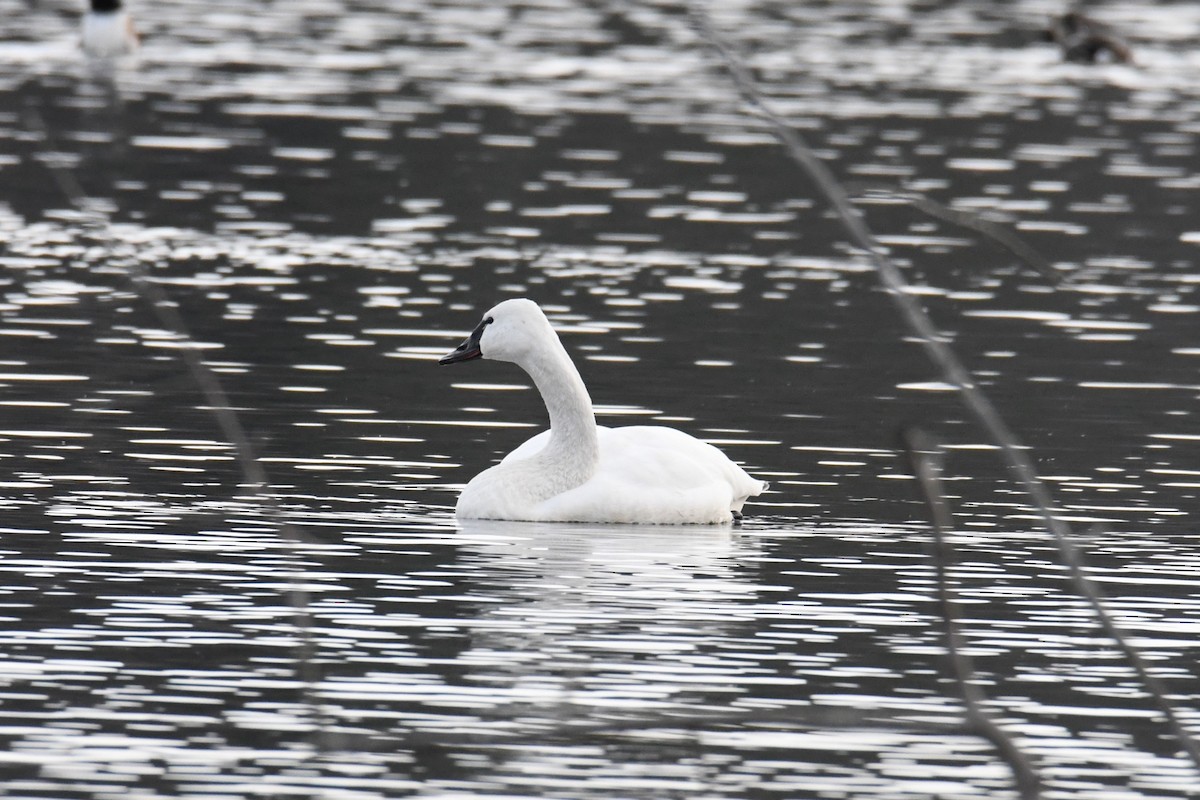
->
[439,299,768,524]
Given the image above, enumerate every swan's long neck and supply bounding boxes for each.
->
[521,336,599,477]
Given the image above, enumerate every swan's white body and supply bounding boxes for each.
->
[440,299,767,524]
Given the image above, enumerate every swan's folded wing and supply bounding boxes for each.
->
[495,425,765,523]
[600,426,765,499]
[530,426,761,524]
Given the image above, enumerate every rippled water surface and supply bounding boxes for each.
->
[1,1,1199,797]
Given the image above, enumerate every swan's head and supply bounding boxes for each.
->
[439,298,554,366]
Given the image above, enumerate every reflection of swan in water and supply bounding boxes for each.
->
[448,519,764,723]
[439,299,767,524]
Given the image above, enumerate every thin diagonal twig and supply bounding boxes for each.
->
[848,182,1061,285]
[902,427,1041,800]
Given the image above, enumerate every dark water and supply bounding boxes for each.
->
[0,1,1198,797]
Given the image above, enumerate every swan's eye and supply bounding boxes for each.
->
[485,316,494,325]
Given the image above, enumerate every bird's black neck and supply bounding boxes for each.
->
[91,0,123,13]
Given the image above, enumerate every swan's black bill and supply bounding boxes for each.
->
[439,317,487,365]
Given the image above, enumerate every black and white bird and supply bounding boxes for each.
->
[81,0,139,58]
